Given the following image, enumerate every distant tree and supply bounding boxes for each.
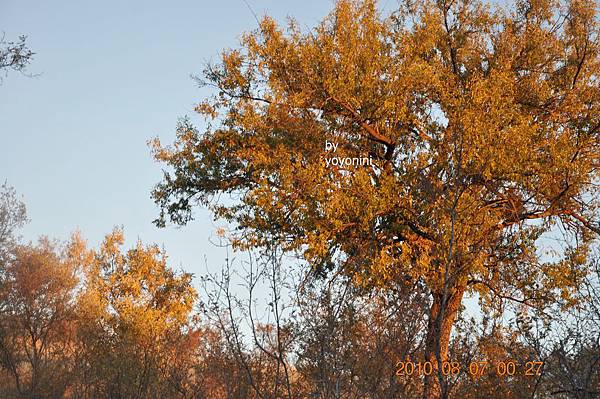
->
[198,248,297,399]
[294,277,430,399]
[0,34,34,82]
[448,249,600,398]
[198,245,431,399]
[75,229,197,399]
[0,237,82,398]
[524,251,600,398]
[0,183,27,262]
[151,0,600,397]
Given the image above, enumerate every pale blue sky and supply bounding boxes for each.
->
[0,0,350,277]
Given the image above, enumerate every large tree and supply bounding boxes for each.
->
[151,0,600,396]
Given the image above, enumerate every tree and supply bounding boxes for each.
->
[151,0,600,397]
[294,275,430,398]
[0,237,82,398]
[75,228,197,399]
[521,249,600,398]
[0,183,27,263]
[199,247,298,399]
[198,243,431,399]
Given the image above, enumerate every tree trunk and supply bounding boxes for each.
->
[422,284,466,399]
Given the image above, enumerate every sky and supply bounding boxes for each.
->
[0,0,356,279]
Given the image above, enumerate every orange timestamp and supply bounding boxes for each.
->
[395,360,544,378]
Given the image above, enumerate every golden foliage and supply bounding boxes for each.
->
[153,0,600,308]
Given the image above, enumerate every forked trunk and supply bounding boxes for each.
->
[422,285,466,399]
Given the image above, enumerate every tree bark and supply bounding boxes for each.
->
[422,285,466,399]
